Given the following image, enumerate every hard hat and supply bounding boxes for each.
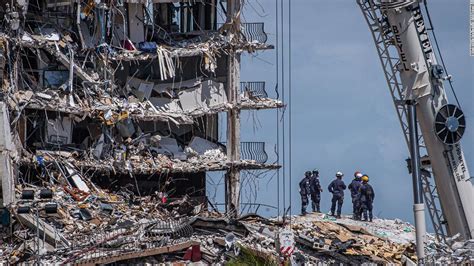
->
[354,171,363,178]
[336,171,344,177]
[362,175,369,182]
[312,170,319,176]
[305,171,312,177]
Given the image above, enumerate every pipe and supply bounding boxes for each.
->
[414,203,427,262]
[407,101,426,263]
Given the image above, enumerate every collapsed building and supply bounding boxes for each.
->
[0,0,285,263]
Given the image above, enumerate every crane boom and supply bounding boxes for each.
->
[359,0,474,239]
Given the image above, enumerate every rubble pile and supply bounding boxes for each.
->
[6,187,200,264]
[289,214,419,264]
[425,234,474,264]
[3,179,471,266]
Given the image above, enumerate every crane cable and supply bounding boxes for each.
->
[423,0,462,109]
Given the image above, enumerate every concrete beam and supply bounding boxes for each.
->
[17,213,71,247]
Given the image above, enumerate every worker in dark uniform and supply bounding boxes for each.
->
[309,170,323,212]
[348,171,363,220]
[359,175,375,222]
[299,171,312,215]
[328,171,346,218]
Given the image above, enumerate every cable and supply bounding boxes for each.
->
[275,0,280,218]
[423,0,462,109]
[288,0,292,224]
[280,0,286,221]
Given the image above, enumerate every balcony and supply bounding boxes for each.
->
[240,81,268,98]
[240,142,268,164]
[224,141,268,164]
[218,22,268,44]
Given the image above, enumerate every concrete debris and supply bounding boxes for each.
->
[188,137,223,156]
[425,234,474,264]
[289,214,419,264]
[9,80,283,125]
[0,183,469,264]
[0,192,416,264]
[21,139,277,175]
[5,181,203,264]
[1,199,432,265]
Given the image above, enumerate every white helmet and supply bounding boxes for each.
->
[336,171,344,177]
[356,172,363,178]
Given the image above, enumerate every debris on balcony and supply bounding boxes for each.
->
[9,78,282,125]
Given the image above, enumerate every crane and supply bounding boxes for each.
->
[357,0,474,242]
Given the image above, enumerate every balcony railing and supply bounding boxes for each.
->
[242,23,268,43]
[240,81,267,98]
[241,141,268,163]
[218,22,268,44]
[222,141,268,164]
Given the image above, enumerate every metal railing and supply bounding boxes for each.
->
[222,141,268,164]
[52,219,192,263]
[242,22,268,43]
[240,142,268,164]
[212,202,277,216]
[218,22,268,44]
[240,81,268,98]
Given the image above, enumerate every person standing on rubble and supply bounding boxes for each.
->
[348,171,363,220]
[328,171,346,218]
[309,170,323,212]
[359,175,375,222]
[299,171,312,215]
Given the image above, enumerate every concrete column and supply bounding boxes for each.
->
[225,0,241,219]
[0,102,15,206]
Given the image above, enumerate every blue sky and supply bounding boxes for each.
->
[209,0,473,226]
